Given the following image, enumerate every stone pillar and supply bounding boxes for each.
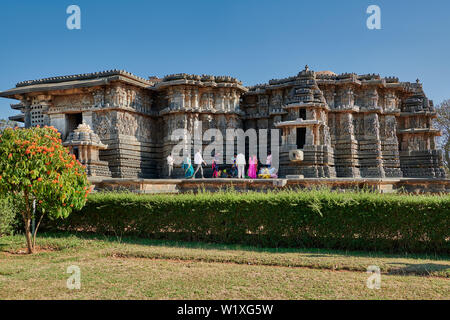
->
[215,89,224,111]
[305,127,314,145]
[49,114,67,136]
[23,105,32,128]
[313,125,319,145]
[360,113,385,178]
[82,111,93,128]
[39,99,52,127]
[380,115,402,177]
[185,89,191,109]
[332,112,360,178]
[192,89,199,109]
[179,89,185,110]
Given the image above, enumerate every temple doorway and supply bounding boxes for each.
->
[296,127,306,149]
[299,108,306,120]
[65,113,83,139]
[72,146,80,160]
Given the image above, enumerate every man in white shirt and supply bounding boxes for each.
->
[166,154,174,178]
[236,153,246,179]
[193,149,206,179]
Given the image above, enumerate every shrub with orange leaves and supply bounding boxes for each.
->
[0,126,90,253]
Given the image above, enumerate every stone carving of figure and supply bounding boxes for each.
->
[192,89,199,109]
[341,114,354,137]
[93,112,114,139]
[116,112,138,136]
[93,90,104,108]
[324,90,335,108]
[271,92,283,109]
[353,116,363,136]
[367,88,379,108]
[258,95,269,108]
[345,87,355,107]
[179,89,185,110]
[323,126,331,146]
[209,93,214,110]
[167,88,174,110]
[119,86,127,107]
[200,93,208,110]
[384,116,396,139]
[385,91,397,111]
[365,114,380,138]
[215,90,223,112]
[224,91,231,112]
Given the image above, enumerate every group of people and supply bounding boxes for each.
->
[166,151,276,179]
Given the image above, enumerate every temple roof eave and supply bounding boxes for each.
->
[0,75,152,99]
[15,70,151,88]
[8,114,24,122]
[153,79,248,92]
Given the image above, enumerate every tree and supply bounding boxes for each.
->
[0,126,90,253]
[0,119,19,132]
[435,100,450,172]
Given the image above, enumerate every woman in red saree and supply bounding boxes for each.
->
[212,152,220,178]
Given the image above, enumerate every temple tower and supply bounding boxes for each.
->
[63,123,111,177]
[276,66,336,178]
[398,80,446,178]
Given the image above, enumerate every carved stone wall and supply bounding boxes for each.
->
[242,68,445,179]
[6,68,446,179]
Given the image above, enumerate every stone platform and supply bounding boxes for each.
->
[89,177,450,194]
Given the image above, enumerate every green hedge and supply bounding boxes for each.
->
[0,197,19,236]
[46,190,450,253]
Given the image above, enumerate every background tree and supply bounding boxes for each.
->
[435,100,450,172]
[0,126,90,253]
[0,119,19,132]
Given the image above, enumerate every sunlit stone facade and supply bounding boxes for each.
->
[1,67,446,179]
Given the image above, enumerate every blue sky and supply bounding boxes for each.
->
[0,0,449,119]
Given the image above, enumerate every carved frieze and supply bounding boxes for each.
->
[92,111,116,139]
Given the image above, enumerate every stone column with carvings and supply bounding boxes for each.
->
[360,112,385,178]
[333,112,360,178]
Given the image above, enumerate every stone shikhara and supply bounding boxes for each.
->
[0,66,446,179]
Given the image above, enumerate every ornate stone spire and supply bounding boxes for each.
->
[290,65,325,104]
[64,122,107,149]
[63,123,110,177]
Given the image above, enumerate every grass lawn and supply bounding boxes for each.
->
[0,232,449,300]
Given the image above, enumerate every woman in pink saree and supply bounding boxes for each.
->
[248,155,258,179]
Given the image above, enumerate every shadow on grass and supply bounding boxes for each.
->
[387,262,450,277]
[32,230,450,262]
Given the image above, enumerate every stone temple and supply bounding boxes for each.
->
[1,66,446,180]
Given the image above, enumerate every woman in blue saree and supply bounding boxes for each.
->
[182,156,194,178]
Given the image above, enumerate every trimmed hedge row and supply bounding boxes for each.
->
[0,196,19,236]
[46,190,450,253]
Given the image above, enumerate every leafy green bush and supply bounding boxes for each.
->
[46,190,450,254]
[0,197,18,236]
[0,126,90,253]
